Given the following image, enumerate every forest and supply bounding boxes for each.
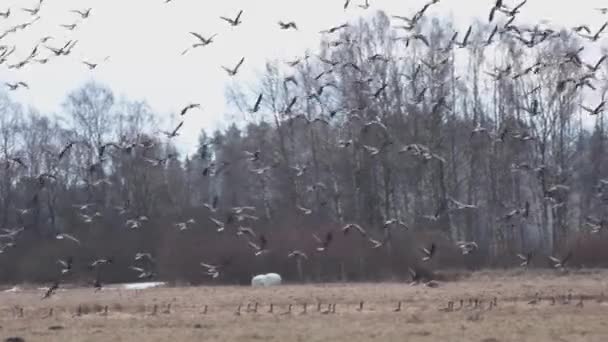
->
[0,11,607,285]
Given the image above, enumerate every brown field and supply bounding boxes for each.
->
[2,270,608,342]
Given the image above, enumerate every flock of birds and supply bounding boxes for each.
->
[0,0,607,298]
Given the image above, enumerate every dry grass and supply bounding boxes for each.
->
[2,270,608,341]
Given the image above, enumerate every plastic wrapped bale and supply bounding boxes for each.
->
[251,274,267,287]
[264,273,282,286]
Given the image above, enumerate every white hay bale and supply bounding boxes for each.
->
[264,273,282,286]
[251,274,267,287]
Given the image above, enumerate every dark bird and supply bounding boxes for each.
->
[456,25,473,48]
[249,93,263,113]
[517,252,533,267]
[42,280,59,299]
[288,250,308,260]
[0,9,10,18]
[359,0,370,9]
[161,121,184,138]
[579,21,607,42]
[313,232,333,251]
[581,101,605,115]
[278,21,297,30]
[180,103,201,116]
[421,243,436,261]
[320,23,348,34]
[549,252,572,269]
[182,33,217,55]
[71,8,92,18]
[221,57,245,76]
[220,10,243,26]
[57,257,73,274]
[5,82,28,90]
[247,234,269,256]
[342,223,367,237]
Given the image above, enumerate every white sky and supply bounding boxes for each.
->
[0,0,606,155]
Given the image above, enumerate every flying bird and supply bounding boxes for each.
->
[549,252,572,269]
[70,8,92,18]
[278,21,297,30]
[161,121,184,138]
[421,243,436,261]
[55,233,80,245]
[581,101,605,115]
[180,103,201,116]
[517,252,533,267]
[313,232,333,251]
[220,10,243,26]
[221,57,245,76]
[249,94,263,113]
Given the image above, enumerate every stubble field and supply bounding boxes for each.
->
[2,270,608,342]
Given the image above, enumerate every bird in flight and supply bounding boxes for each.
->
[56,233,80,245]
[70,8,92,19]
[180,103,201,116]
[182,33,217,55]
[221,57,245,76]
[5,82,28,90]
[220,10,243,26]
[278,21,298,30]
[161,121,184,138]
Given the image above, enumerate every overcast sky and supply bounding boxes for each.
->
[0,0,606,155]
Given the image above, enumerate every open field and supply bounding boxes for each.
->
[2,270,608,341]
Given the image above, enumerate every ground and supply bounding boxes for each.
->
[1,270,608,342]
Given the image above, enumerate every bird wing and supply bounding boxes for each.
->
[60,233,81,244]
[189,32,205,42]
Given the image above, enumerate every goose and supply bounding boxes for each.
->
[342,223,367,237]
[180,103,201,116]
[313,232,333,251]
[134,253,154,262]
[581,101,605,115]
[60,23,77,31]
[221,57,245,76]
[296,204,312,215]
[5,82,28,90]
[421,243,436,261]
[278,21,297,30]
[202,196,219,212]
[578,22,607,42]
[0,9,9,18]
[358,0,370,9]
[71,8,92,19]
[220,10,243,26]
[517,252,534,267]
[320,23,348,34]
[288,250,308,260]
[247,234,269,256]
[130,266,156,279]
[448,197,478,210]
[456,25,473,48]
[456,241,478,255]
[56,233,80,245]
[42,280,59,299]
[549,252,572,269]
[57,257,73,274]
[200,262,222,278]
[209,217,225,232]
[236,226,256,238]
[22,3,41,16]
[596,8,608,14]
[89,258,113,269]
[182,33,216,55]
[161,121,184,138]
[249,94,263,113]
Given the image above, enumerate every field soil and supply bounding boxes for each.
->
[1,269,608,342]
